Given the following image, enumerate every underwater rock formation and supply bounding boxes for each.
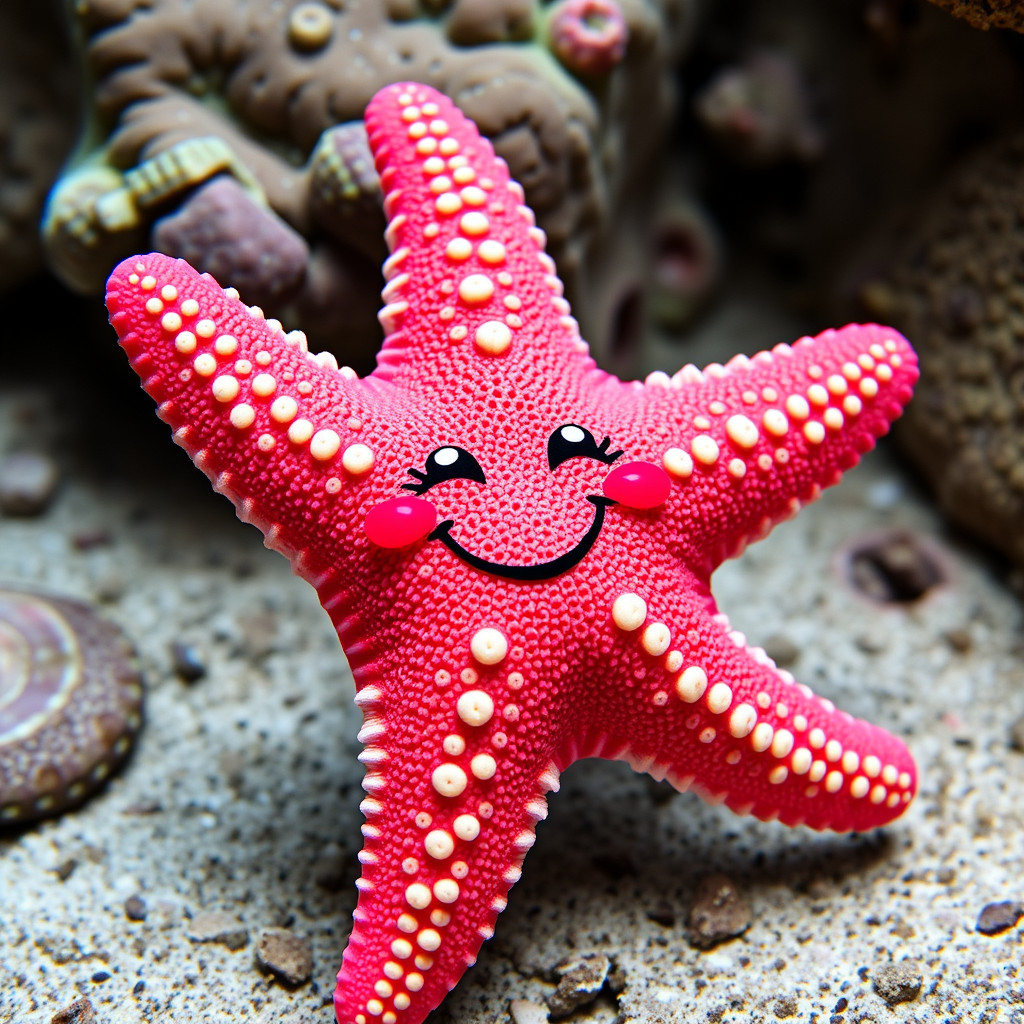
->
[42,0,695,363]
[878,132,1024,569]
[926,0,1024,33]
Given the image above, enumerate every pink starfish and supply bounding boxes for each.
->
[106,83,919,1024]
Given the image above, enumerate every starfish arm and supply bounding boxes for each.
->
[362,82,596,393]
[635,325,918,569]
[590,580,916,833]
[333,635,564,1024]
[105,252,387,582]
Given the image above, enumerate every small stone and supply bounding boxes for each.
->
[50,999,96,1024]
[687,873,752,949]
[772,995,798,1018]
[90,970,111,983]
[169,640,206,683]
[975,900,1024,935]
[256,927,313,986]
[314,845,350,890]
[124,895,147,921]
[872,960,923,1005]
[1010,715,1024,753]
[53,858,77,881]
[0,452,59,516]
[187,909,248,950]
[509,999,550,1024]
[547,953,611,1018]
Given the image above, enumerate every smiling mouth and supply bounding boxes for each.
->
[430,496,614,581]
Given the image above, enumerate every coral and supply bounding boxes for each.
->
[877,132,1024,567]
[44,0,695,363]
[694,51,822,166]
[926,0,1024,32]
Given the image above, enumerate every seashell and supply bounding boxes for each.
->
[0,586,144,825]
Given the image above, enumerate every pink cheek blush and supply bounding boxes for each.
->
[602,461,672,509]
[365,496,438,548]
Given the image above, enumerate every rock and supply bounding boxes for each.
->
[0,452,59,516]
[169,640,206,683]
[687,874,752,949]
[1010,715,1024,754]
[50,999,96,1024]
[975,900,1024,936]
[124,895,147,921]
[256,927,313,986]
[187,909,248,950]
[509,998,550,1024]
[872,960,923,1005]
[772,995,798,1018]
[546,953,611,1018]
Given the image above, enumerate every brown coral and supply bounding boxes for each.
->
[926,0,1024,32]
[880,132,1024,568]
[44,0,694,363]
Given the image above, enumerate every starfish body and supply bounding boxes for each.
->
[106,83,919,1024]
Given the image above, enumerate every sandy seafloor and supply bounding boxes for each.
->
[1,317,1022,1024]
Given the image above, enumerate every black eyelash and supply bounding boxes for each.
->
[547,425,624,471]
[402,446,486,494]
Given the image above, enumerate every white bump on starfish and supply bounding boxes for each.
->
[612,593,647,631]
[174,330,197,354]
[663,447,694,479]
[193,353,216,377]
[457,690,495,727]
[288,419,314,444]
[470,753,496,780]
[469,627,508,665]
[675,666,708,703]
[431,763,468,797]
[424,829,455,859]
[229,404,255,430]
[706,682,732,714]
[458,274,495,305]
[691,435,719,466]
[405,883,431,909]
[474,321,512,356]
[443,734,466,756]
[342,444,375,475]
[211,376,239,402]
[311,429,341,461]
[453,814,480,841]
[641,623,671,657]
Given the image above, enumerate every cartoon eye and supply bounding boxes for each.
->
[403,446,486,494]
[547,424,624,471]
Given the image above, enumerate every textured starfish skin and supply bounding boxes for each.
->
[106,83,919,1024]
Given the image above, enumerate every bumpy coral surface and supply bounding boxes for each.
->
[926,0,1024,32]
[107,83,918,1024]
[882,133,1024,568]
[47,0,693,360]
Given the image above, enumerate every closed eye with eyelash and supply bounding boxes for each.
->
[547,424,624,471]
[402,446,487,494]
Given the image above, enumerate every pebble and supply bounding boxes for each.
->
[509,998,551,1024]
[761,633,800,667]
[975,899,1024,935]
[687,873,752,949]
[1010,715,1024,753]
[547,953,612,1018]
[169,640,207,683]
[772,995,798,1018]
[847,531,944,603]
[256,928,313,985]
[0,452,59,516]
[871,960,923,1004]
[50,999,96,1024]
[186,909,249,950]
[124,895,147,921]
